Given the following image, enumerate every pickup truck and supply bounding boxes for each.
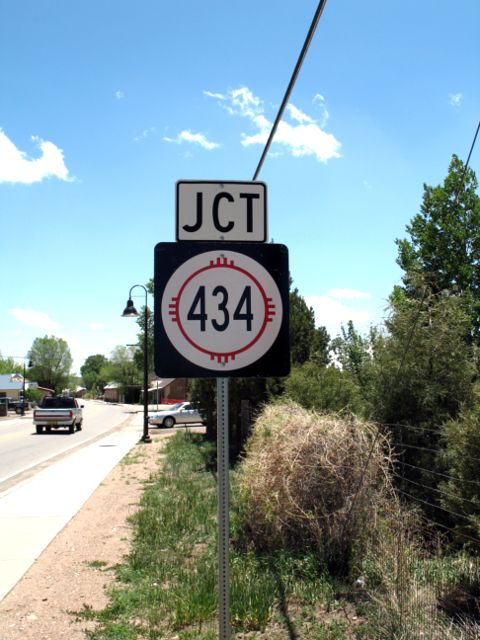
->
[33,396,84,434]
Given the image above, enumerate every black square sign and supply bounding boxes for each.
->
[154,242,290,378]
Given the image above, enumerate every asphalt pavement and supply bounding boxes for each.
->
[0,411,144,602]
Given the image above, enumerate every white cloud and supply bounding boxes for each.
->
[328,288,372,300]
[245,118,341,162]
[449,93,462,107]
[312,93,330,127]
[304,293,371,338]
[163,129,220,150]
[10,308,60,331]
[133,127,156,142]
[203,90,226,100]
[205,86,341,163]
[0,130,72,184]
[229,87,263,118]
[115,90,125,100]
[287,104,315,124]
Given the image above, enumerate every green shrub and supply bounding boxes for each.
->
[439,404,480,546]
[284,361,367,416]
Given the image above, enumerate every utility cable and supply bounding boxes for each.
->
[252,0,329,181]
[464,119,480,171]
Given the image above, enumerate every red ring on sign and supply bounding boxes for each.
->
[170,257,274,364]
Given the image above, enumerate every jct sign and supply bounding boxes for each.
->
[154,242,289,377]
[176,181,267,242]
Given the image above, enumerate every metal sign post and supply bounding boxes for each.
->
[217,377,230,639]
[154,181,289,639]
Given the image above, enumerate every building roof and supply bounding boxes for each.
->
[0,374,46,393]
[0,374,23,391]
[148,378,174,392]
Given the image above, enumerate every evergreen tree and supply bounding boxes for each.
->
[396,154,480,341]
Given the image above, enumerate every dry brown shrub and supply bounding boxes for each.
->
[235,401,393,571]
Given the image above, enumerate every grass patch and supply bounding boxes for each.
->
[75,407,480,640]
[121,448,147,466]
[85,559,109,569]
[82,432,348,639]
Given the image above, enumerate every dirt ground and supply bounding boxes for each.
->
[0,430,170,640]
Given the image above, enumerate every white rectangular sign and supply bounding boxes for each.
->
[176,180,267,242]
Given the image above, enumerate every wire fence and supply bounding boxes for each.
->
[372,421,480,640]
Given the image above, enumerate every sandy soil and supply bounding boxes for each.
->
[0,430,170,640]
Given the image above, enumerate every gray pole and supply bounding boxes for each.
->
[142,302,151,443]
[21,359,26,415]
[217,377,230,639]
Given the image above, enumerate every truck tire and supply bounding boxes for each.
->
[76,420,83,431]
[68,422,75,434]
[36,425,43,434]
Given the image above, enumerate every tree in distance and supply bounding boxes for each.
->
[28,335,73,394]
[80,354,108,394]
[99,346,142,403]
[0,355,24,375]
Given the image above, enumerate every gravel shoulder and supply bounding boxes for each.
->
[0,430,170,640]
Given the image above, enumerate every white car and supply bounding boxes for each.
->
[148,402,205,428]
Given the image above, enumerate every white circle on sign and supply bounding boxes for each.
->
[161,250,283,371]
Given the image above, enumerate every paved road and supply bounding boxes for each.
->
[0,400,140,492]
[0,410,144,602]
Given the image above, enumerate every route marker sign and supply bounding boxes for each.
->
[176,180,267,242]
[154,242,289,377]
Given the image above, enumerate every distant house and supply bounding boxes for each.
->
[30,384,55,401]
[148,378,187,405]
[0,374,23,401]
[0,374,53,403]
[103,379,187,405]
[104,382,122,403]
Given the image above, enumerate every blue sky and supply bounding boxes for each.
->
[1,0,479,375]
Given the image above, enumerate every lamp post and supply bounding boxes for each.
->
[121,284,152,443]
[21,359,26,415]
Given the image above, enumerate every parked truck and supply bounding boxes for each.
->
[33,396,84,434]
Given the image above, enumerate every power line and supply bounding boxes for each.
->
[252,0,329,181]
[464,119,480,171]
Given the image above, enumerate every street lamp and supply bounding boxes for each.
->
[121,284,152,443]
[21,359,26,415]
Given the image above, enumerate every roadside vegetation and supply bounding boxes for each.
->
[76,155,480,638]
[79,424,358,639]
[79,403,479,639]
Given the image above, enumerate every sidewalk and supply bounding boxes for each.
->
[0,412,144,602]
